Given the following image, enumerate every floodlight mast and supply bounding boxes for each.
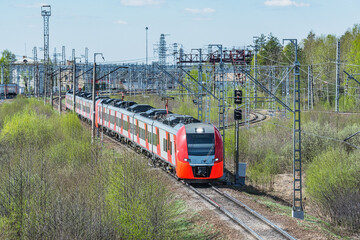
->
[41,5,51,104]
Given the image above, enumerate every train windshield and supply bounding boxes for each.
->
[187,133,215,156]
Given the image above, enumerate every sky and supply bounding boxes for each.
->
[0,0,359,63]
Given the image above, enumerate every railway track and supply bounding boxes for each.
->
[53,96,296,239]
[186,183,296,240]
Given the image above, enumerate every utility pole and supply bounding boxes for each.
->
[146,27,148,94]
[284,39,304,220]
[41,5,51,104]
[210,44,226,166]
[85,47,89,91]
[33,47,39,97]
[59,66,62,113]
[253,37,259,108]
[307,66,311,110]
[335,40,340,112]
[92,53,104,142]
[72,49,76,112]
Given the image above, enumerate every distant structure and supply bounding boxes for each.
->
[41,4,51,100]
[154,34,169,66]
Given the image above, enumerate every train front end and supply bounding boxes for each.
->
[176,123,223,182]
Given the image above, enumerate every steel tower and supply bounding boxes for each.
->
[41,5,51,102]
[159,34,167,66]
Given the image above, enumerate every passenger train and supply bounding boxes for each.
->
[65,91,223,181]
[0,84,18,99]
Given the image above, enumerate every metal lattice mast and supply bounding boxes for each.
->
[253,37,259,108]
[72,49,76,111]
[41,5,51,103]
[196,49,203,121]
[310,65,314,109]
[268,68,273,115]
[284,39,304,220]
[286,66,290,118]
[307,66,311,110]
[335,40,340,112]
[245,66,251,128]
[211,44,226,164]
[159,34,167,66]
[84,47,89,91]
[272,67,276,116]
[33,47,39,97]
[62,46,66,65]
[204,70,211,123]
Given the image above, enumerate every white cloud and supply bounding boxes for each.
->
[120,0,163,6]
[185,8,215,14]
[264,0,309,7]
[114,20,128,25]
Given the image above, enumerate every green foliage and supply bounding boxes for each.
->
[225,119,292,189]
[258,33,283,65]
[0,98,212,239]
[306,149,360,230]
[0,49,16,84]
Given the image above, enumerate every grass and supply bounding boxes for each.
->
[253,195,349,239]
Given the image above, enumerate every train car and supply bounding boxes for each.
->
[65,91,223,182]
[0,84,18,99]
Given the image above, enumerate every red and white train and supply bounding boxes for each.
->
[65,91,223,181]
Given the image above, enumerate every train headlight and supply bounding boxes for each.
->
[184,158,191,162]
[195,128,204,133]
[214,158,219,162]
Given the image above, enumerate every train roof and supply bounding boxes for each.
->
[126,104,154,113]
[117,101,137,108]
[160,114,200,127]
[101,98,116,105]
[140,108,172,119]
[110,99,124,106]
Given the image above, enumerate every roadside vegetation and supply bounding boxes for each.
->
[225,111,360,235]
[0,97,214,239]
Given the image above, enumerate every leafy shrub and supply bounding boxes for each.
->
[0,98,212,239]
[306,148,360,231]
[302,122,337,163]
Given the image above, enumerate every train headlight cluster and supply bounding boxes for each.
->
[214,158,219,162]
[195,128,204,133]
[184,158,191,162]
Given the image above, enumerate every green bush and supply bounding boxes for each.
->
[105,153,212,240]
[0,98,212,239]
[306,148,360,231]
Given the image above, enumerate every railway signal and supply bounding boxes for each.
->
[234,89,242,104]
[234,108,242,120]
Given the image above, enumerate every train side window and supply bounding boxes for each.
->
[163,138,167,152]
[157,129,160,146]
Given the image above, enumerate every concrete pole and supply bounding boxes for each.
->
[92,61,96,142]
[72,50,76,112]
[146,27,148,94]
[92,53,103,142]
[335,40,340,112]
[59,67,62,114]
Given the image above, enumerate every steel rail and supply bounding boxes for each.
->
[210,185,297,240]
